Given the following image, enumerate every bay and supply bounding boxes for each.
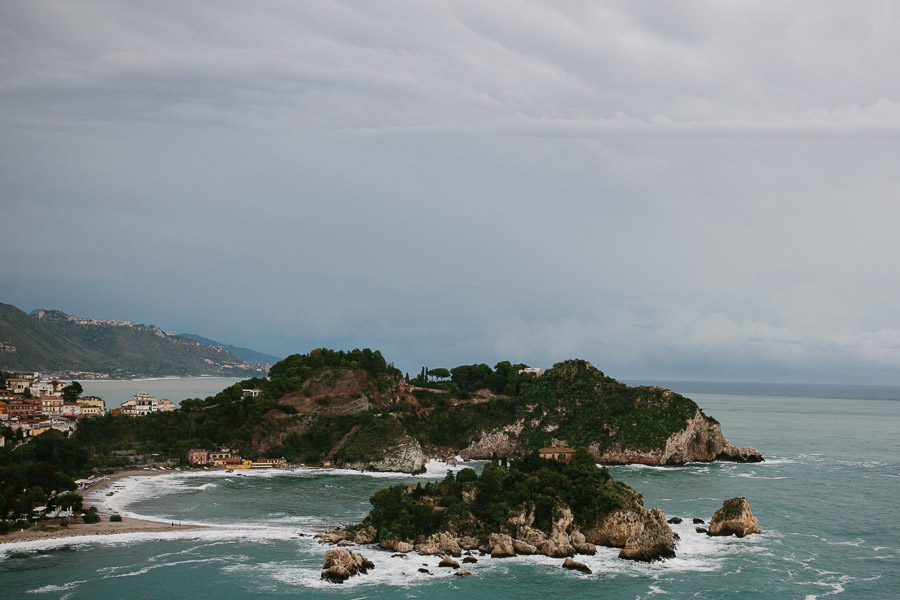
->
[77,377,243,409]
[1,382,898,598]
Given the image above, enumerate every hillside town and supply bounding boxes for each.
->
[0,372,189,443]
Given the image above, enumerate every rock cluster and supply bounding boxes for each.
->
[707,497,760,538]
[320,549,374,583]
[341,435,427,474]
[584,508,676,563]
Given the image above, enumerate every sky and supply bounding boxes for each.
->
[2,1,900,384]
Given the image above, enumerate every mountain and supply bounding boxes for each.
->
[177,333,280,366]
[0,302,267,378]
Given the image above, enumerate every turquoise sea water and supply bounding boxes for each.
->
[1,382,898,598]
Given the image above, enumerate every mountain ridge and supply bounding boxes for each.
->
[0,302,267,378]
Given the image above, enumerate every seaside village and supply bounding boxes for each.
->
[0,372,287,470]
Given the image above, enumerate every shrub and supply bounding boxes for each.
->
[82,512,101,524]
[109,514,123,522]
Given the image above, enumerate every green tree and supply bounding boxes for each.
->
[62,381,83,403]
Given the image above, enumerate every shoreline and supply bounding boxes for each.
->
[0,469,205,545]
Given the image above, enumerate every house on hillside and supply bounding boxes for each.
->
[538,447,576,463]
[187,448,208,465]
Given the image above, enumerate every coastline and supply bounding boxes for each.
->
[0,469,204,545]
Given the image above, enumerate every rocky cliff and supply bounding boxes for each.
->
[462,409,761,465]
[341,434,427,474]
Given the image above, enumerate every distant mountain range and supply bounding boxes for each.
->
[0,302,269,379]
[177,333,281,367]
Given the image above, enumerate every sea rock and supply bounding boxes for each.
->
[707,497,761,538]
[463,556,478,564]
[336,540,354,546]
[513,539,538,555]
[584,510,647,547]
[667,517,683,524]
[438,555,460,569]
[455,570,472,577]
[516,525,547,545]
[418,568,431,575]
[570,531,597,555]
[489,533,516,558]
[695,527,707,534]
[617,509,676,563]
[562,557,592,574]
[458,536,480,550]
[379,539,414,553]
[321,549,375,584]
[415,532,461,556]
[341,434,427,474]
[315,530,349,545]
[693,518,705,524]
[352,526,376,544]
[716,442,764,463]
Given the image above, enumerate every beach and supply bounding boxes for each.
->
[0,469,203,545]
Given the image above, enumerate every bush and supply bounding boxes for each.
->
[109,514,122,522]
[82,512,101,524]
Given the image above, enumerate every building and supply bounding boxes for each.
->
[77,397,105,416]
[538,447,576,463]
[209,449,231,463]
[30,382,58,397]
[156,398,177,412]
[5,378,32,395]
[40,396,64,416]
[242,389,261,398]
[187,448,208,465]
[518,367,544,377]
[251,457,286,469]
[121,393,157,416]
[48,415,77,434]
[60,402,82,417]
[7,398,41,420]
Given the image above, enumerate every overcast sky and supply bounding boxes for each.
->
[2,1,900,383]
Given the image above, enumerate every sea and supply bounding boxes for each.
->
[77,377,243,409]
[1,381,898,599]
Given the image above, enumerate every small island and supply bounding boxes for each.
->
[320,449,677,565]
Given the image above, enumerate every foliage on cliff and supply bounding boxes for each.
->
[515,360,701,452]
[355,449,639,542]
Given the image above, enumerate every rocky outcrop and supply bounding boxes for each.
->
[707,497,760,538]
[618,509,676,563]
[716,442,764,463]
[321,549,375,583]
[438,555,460,568]
[562,557,592,574]
[584,507,675,562]
[489,533,516,558]
[415,532,462,556]
[594,410,762,466]
[341,435,427,474]
[379,539,413,553]
[459,421,524,460]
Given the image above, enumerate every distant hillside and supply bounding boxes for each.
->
[0,302,267,378]
[177,333,280,366]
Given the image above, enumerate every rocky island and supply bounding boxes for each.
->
[319,450,677,565]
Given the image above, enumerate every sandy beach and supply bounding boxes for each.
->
[0,469,204,544]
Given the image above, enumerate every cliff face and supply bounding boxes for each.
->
[341,434,427,474]
[595,410,761,465]
[461,410,762,465]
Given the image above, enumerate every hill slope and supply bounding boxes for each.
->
[177,333,280,366]
[0,302,267,378]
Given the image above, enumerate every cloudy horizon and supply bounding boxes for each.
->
[3,1,900,384]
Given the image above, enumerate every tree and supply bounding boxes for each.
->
[62,381,83,403]
[428,368,450,382]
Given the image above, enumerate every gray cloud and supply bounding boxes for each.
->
[2,1,900,383]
